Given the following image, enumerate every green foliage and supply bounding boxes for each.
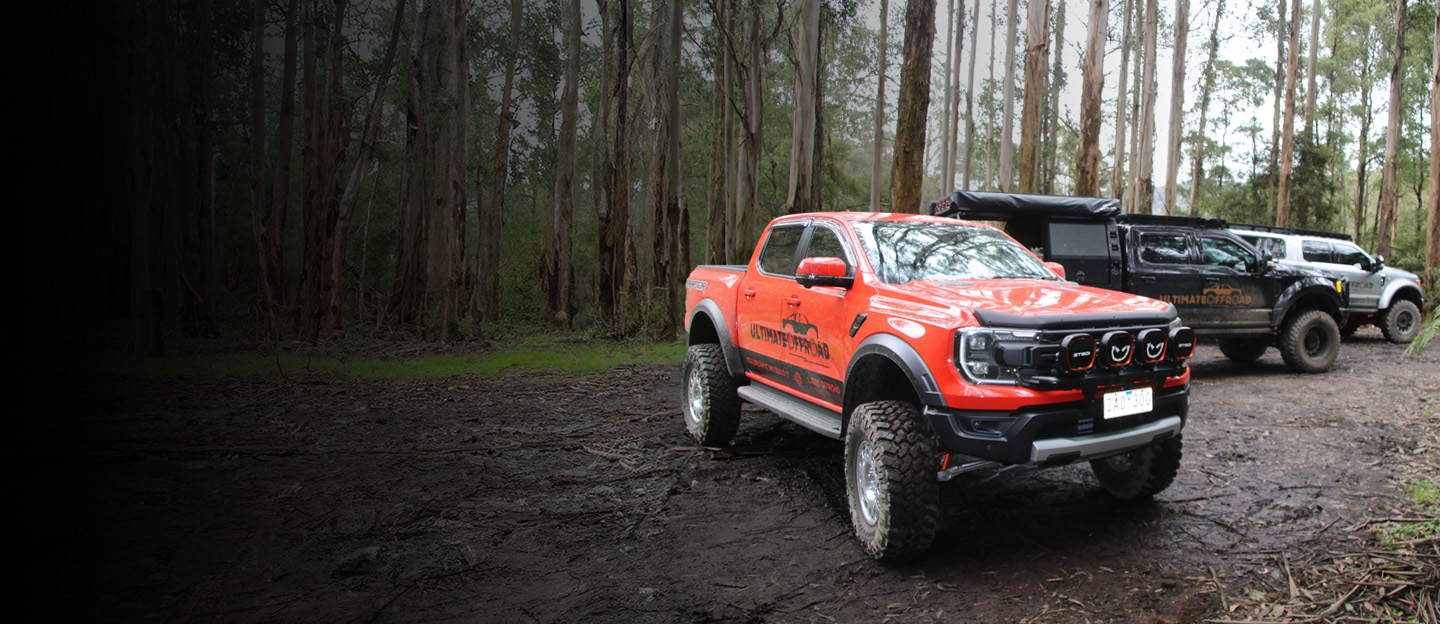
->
[88,336,687,382]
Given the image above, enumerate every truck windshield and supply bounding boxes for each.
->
[853,221,1055,284]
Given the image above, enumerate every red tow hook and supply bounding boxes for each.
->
[939,453,952,471]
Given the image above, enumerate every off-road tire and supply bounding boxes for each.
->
[1278,309,1341,373]
[1090,435,1183,500]
[844,400,939,560]
[1218,337,1269,363]
[681,344,741,447]
[1379,299,1421,344]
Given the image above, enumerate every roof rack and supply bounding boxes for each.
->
[1228,222,1352,241]
[1114,214,1229,229]
[929,190,1121,221]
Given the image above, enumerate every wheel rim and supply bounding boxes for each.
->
[686,366,705,426]
[1104,452,1134,472]
[855,441,881,526]
[1396,310,1415,334]
[1304,325,1326,355]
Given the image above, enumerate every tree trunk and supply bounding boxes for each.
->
[1163,0,1188,216]
[890,0,937,213]
[786,0,821,214]
[1075,0,1107,197]
[647,0,684,334]
[1267,0,1284,220]
[1354,34,1372,242]
[330,0,407,333]
[1111,0,1133,199]
[1428,8,1439,271]
[1275,0,1301,228]
[1042,0,1064,193]
[945,0,965,192]
[985,0,998,189]
[393,2,427,327]
[732,5,763,259]
[475,0,522,333]
[546,0,578,329]
[997,0,1019,191]
[299,0,348,343]
[939,0,955,194]
[1017,0,1050,193]
[707,0,731,263]
[961,0,980,190]
[268,0,298,322]
[1303,0,1320,136]
[1185,0,1224,217]
[1132,0,1157,213]
[870,0,890,210]
[249,0,278,341]
[1376,0,1407,258]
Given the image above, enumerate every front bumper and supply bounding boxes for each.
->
[924,385,1189,466]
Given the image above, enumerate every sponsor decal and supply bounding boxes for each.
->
[1159,282,1252,307]
[740,348,843,404]
[1145,342,1164,360]
[749,322,831,361]
[1111,344,1132,362]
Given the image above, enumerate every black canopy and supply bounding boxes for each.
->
[930,190,1121,221]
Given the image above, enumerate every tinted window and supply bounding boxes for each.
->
[1200,236,1257,272]
[852,221,1054,284]
[1332,242,1369,267]
[758,225,804,275]
[1247,236,1286,259]
[1302,240,1332,263]
[1139,233,1190,265]
[805,226,850,265]
[1048,221,1110,257]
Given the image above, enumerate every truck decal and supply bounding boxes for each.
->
[1157,283,1253,307]
[749,322,831,361]
[739,348,843,404]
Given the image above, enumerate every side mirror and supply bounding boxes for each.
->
[1043,261,1066,279]
[795,257,854,289]
[1258,251,1276,273]
[1370,255,1385,272]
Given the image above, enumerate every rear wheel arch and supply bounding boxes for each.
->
[687,299,744,378]
[1277,289,1343,328]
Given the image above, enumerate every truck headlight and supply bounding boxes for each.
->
[956,327,1040,385]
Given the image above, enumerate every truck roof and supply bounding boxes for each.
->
[929,190,1122,221]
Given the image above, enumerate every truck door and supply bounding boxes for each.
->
[1127,229,1202,316]
[735,222,808,387]
[1315,240,1381,313]
[777,222,856,408]
[1192,233,1272,329]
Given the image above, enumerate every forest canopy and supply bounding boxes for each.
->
[43,0,1438,354]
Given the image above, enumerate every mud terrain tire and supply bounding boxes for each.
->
[844,401,938,560]
[1218,337,1269,363]
[1090,436,1183,500]
[1379,299,1421,344]
[1278,309,1341,373]
[681,344,741,447]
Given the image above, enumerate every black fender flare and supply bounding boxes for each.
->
[687,299,745,378]
[1273,277,1345,325]
[845,333,947,410]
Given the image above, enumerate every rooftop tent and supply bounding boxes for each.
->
[930,190,1122,221]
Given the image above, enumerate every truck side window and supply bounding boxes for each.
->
[1332,243,1369,267]
[1251,237,1285,259]
[1302,240,1332,263]
[758,225,805,276]
[805,226,850,268]
[1200,237,1256,272]
[1139,233,1189,265]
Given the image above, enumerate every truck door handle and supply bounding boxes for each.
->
[1140,276,1156,283]
[784,296,801,306]
[743,288,756,299]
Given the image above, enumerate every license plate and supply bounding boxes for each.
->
[1103,387,1153,419]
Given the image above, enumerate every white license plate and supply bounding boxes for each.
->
[1103,387,1153,419]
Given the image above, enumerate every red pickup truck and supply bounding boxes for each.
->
[683,211,1196,559]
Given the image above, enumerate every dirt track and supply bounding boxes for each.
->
[27,329,1438,623]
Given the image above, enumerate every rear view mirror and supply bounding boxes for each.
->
[796,257,854,289]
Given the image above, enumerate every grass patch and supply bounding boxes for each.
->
[1376,478,1440,548]
[86,338,687,383]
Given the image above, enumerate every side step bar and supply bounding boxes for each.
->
[737,384,843,439]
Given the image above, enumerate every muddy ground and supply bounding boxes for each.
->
[23,329,1438,623]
